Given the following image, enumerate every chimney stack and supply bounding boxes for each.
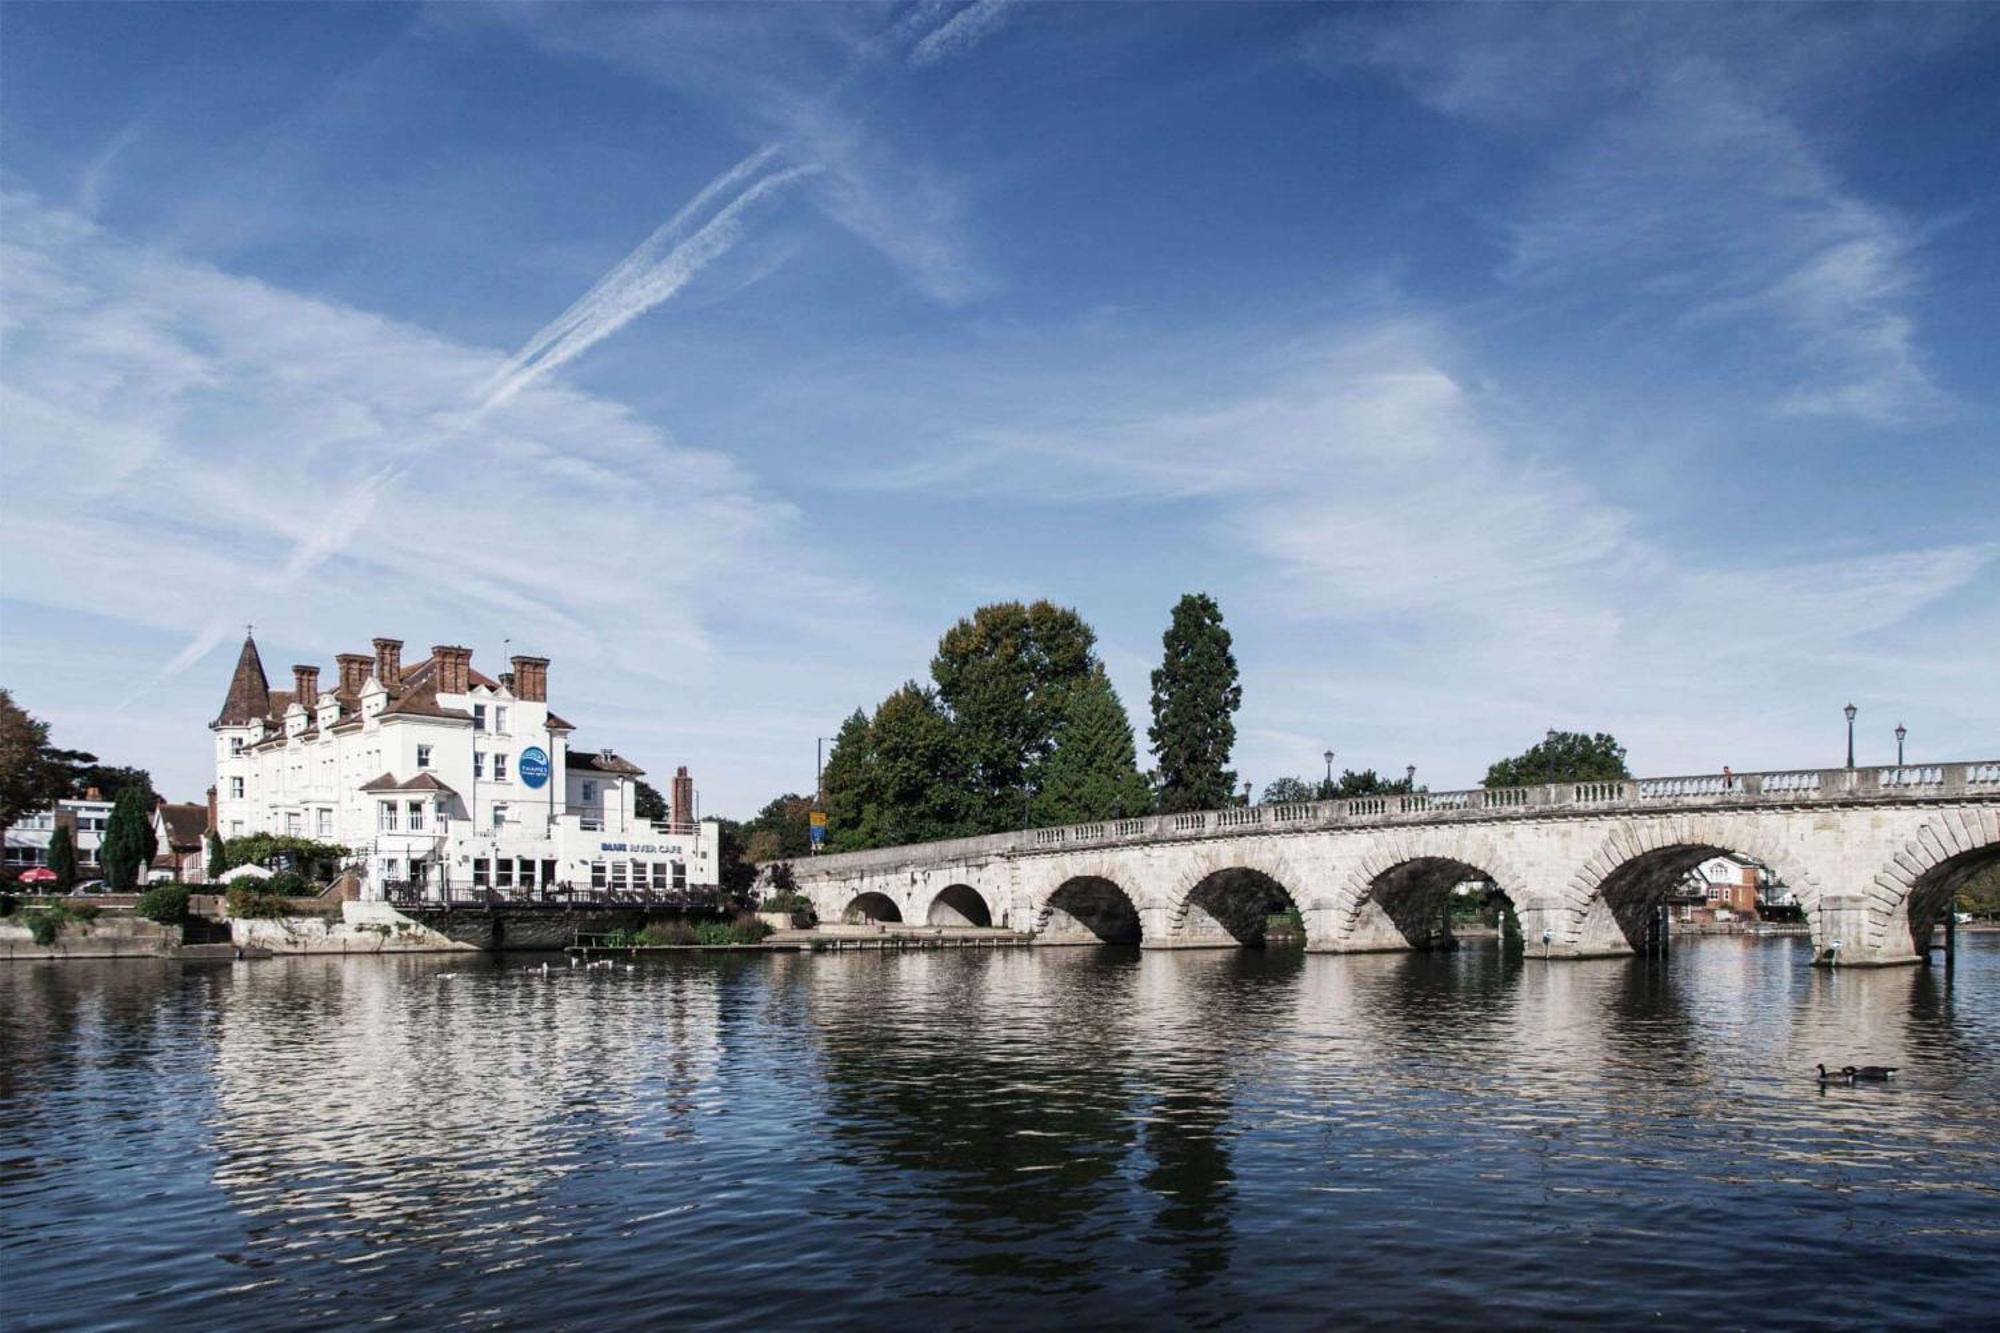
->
[672,765,696,833]
[336,653,372,696]
[293,665,320,709]
[373,637,403,684]
[511,655,549,703]
[432,645,472,695]
[206,785,217,835]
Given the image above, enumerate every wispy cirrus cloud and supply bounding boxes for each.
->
[909,0,1014,68]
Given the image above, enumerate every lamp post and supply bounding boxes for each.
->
[1406,764,1416,791]
[1323,749,1334,797]
[1843,703,1857,770]
[1895,723,1906,767]
[1243,780,1254,807]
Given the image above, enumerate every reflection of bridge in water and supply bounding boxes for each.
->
[794,762,2000,967]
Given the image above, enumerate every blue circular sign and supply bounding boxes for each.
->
[519,746,550,790]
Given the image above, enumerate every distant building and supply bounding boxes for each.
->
[152,802,210,884]
[3,796,115,878]
[1675,854,1785,922]
[210,633,717,900]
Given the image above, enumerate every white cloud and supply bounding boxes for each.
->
[909,0,1014,69]
[0,192,902,809]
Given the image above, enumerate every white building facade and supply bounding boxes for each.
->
[2,798,114,877]
[211,635,718,901]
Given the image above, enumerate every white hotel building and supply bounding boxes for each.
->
[212,634,717,900]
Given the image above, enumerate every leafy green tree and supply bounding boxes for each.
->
[206,831,225,881]
[217,833,349,882]
[1483,731,1630,788]
[1259,776,1317,805]
[60,760,156,806]
[931,601,1097,833]
[47,824,77,892]
[1959,861,2000,920]
[1033,666,1152,825]
[742,794,814,863]
[1149,593,1242,813]
[634,780,668,823]
[1330,768,1415,798]
[819,709,873,848]
[99,787,150,892]
[860,683,970,846]
[712,818,758,907]
[0,688,65,832]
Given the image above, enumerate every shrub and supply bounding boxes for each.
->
[136,883,195,926]
[264,870,311,898]
[728,916,774,945]
[639,920,699,946]
[23,901,98,945]
[226,884,291,919]
[760,891,817,927]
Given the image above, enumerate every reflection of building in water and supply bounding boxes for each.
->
[207,957,723,1262]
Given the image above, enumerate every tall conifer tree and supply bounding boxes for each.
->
[99,787,149,891]
[1035,667,1152,825]
[47,824,77,892]
[1148,593,1242,813]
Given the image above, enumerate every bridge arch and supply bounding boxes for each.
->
[1164,855,1311,948]
[1561,816,1824,957]
[1037,875,1142,944]
[1336,831,1531,952]
[1872,809,1999,958]
[926,883,993,928]
[843,891,904,925]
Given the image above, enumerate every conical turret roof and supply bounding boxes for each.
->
[213,634,272,728]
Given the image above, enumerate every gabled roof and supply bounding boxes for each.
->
[360,771,460,796]
[213,636,272,727]
[545,711,575,731]
[569,749,645,776]
[155,802,208,849]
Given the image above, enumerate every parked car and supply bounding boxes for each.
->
[67,879,107,896]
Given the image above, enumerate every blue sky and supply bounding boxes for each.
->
[2,2,1996,815]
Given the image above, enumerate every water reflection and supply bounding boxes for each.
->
[2,939,1997,1329]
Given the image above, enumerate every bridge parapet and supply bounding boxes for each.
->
[795,761,2000,876]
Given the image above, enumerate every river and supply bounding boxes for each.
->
[3,936,1997,1329]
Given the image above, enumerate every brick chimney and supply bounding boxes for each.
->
[672,765,695,832]
[432,645,472,695]
[373,637,403,684]
[206,785,218,834]
[336,653,372,696]
[293,664,319,709]
[511,655,549,702]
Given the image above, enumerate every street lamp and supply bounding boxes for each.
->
[1243,780,1254,807]
[1406,764,1416,791]
[1895,722,1907,767]
[1323,749,1334,785]
[1843,703,1857,770]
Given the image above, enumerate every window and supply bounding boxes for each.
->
[407,801,425,832]
[285,812,301,836]
[494,706,508,734]
[379,802,398,832]
[582,781,597,803]
[473,704,487,731]
[417,745,432,769]
[473,858,489,888]
[517,858,536,890]
[229,820,243,835]
[382,858,400,880]
[495,858,514,889]
[651,862,669,892]
[493,753,508,782]
[230,737,244,754]
[317,809,331,837]
[672,860,687,891]
[473,752,485,780]
[590,861,606,890]
[491,803,509,829]
[230,777,245,799]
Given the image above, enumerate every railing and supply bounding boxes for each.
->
[384,881,722,911]
[786,759,2000,876]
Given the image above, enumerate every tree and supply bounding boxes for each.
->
[48,824,77,892]
[931,601,1097,834]
[819,709,873,849]
[1330,768,1415,798]
[1149,593,1242,813]
[634,780,668,823]
[1484,732,1630,788]
[99,787,151,892]
[51,757,155,806]
[0,689,64,832]
[1034,666,1152,825]
[1259,776,1317,805]
[860,683,970,846]
[206,831,225,881]
[742,794,814,863]
[712,818,758,907]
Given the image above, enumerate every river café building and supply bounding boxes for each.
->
[211,634,717,900]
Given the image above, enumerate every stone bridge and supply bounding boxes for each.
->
[790,762,2000,967]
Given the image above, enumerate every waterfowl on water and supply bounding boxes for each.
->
[1846,1065,1898,1081]
[1816,1063,1850,1083]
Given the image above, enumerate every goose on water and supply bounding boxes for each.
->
[1816,1063,1850,1083]
[1845,1065,1897,1081]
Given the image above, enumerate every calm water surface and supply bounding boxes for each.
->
[3,937,1998,1330]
